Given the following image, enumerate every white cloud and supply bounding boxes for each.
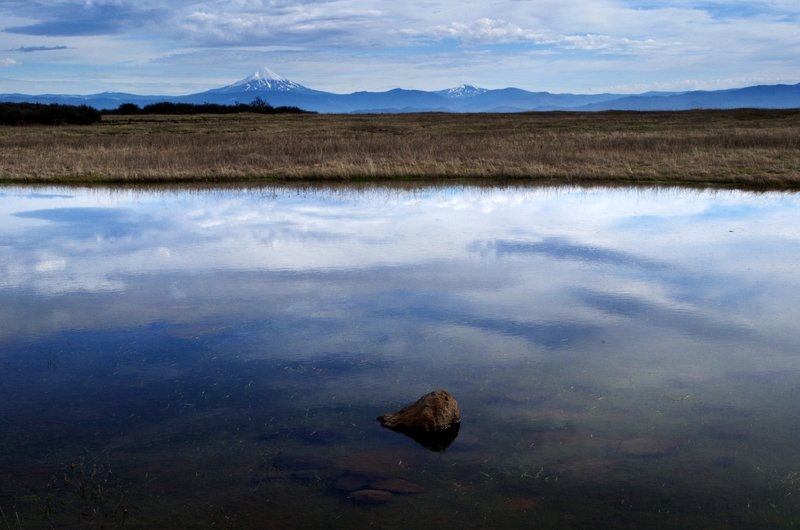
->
[559,34,662,53]
[0,58,18,66]
[175,3,388,47]
[432,17,547,44]
[35,257,66,273]
[427,17,666,54]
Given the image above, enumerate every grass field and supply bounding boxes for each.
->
[1,109,799,189]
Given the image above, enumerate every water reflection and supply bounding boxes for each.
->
[383,422,461,453]
[1,185,800,528]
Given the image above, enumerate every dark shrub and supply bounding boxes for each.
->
[115,103,141,115]
[0,102,101,125]
[101,99,313,116]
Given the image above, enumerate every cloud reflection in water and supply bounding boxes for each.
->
[0,186,798,367]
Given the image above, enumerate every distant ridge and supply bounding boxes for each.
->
[2,67,799,113]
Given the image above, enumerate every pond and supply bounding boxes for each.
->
[1,185,799,528]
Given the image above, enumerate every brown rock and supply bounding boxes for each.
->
[377,390,461,432]
[349,489,393,504]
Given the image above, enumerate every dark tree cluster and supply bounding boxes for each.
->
[104,98,311,116]
[0,102,102,125]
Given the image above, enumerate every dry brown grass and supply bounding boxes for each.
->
[1,109,799,189]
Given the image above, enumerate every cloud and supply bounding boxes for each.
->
[477,238,670,271]
[558,34,662,53]
[2,187,799,371]
[0,0,797,93]
[175,4,387,47]
[428,17,667,54]
[432,17,548,44]
[3,1,164,36]
[10,46,69,53]
[0,58,17,67]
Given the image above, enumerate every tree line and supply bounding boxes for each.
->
[0,98,312,125]
[103,98,311,116]
[0,102,101,125]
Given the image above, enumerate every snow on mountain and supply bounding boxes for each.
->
[3,66,799,112]
[438,84,489,98]
[211,67,308,93]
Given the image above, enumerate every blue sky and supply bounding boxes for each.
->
[0,0,798,95]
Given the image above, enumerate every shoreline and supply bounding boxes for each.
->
[2,176,798,193]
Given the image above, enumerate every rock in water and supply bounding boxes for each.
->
[378,390,461,432]
[377,390,462,452]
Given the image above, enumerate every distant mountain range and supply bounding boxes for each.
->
[2,67,799,113]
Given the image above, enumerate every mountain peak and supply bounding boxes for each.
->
[214,66,307,93]
[247,66,285,83]
[438,84,489,98]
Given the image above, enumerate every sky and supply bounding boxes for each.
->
[0,0,798,95]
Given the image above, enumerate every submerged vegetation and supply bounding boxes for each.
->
[0,108,798,189]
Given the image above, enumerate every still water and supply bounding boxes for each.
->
[1,185,799,528]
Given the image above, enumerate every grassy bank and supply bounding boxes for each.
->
[1,109,799,189]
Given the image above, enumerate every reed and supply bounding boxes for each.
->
[1,109,798,189]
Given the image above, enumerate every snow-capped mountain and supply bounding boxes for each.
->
[437,84,489,98]
[3,65,800,113]
[209,67,311,94]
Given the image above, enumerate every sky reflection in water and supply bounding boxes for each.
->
[1,186,800,528]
